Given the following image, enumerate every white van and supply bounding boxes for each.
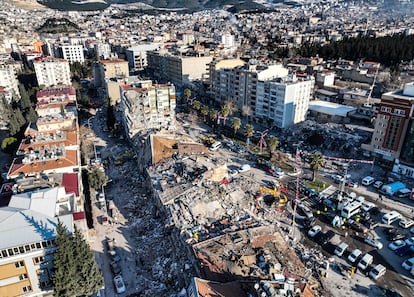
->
[209,141,222,151]
[369,264,386,280]
[382,211,402,225]
[362,176,375,186]
[334,242,349,257]
[361,201,375,212]
[358,253,373,270]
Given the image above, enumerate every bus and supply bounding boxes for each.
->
[341,201,362,219]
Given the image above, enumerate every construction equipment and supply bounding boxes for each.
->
[259,186,288,207]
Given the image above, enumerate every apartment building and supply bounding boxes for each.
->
[206,58,245,97]
[0,61,21,101]
[7,86,79,179]
[33,57,71,87]
[57,45,85,64]
[256,75,315,128]
[119,82,176,139]
[363,83,414,178]
[94,43,111,60]
[93,58,129,88]
[0,187,76,297]
[147,51,213,87]
[126,44,160,71]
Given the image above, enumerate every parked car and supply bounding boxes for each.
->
[402,257,414,270]
[308,225,322,238]
[348,248,362,263]
[347,219,368,233]
[110,261,122,275]
[369,264,386,280]
[383,228,405,241]
[373,181,384,189]
[238,164,251,173]
[394,245,412,257]
[298,203,314,219]
[334,242,349,257]
[114,275,126,293]
[399,218,414,229]
[358,253,373,270]
[388,240,406,251]
[316,230,336,246]
[405,237,414,246]
[364,237,383,249]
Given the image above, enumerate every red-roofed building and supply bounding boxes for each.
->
[62,172,80,197]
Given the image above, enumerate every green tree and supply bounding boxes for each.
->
[244,124,254,144]
[88,167,108,190]
[25,106,38,123]
[72,226,104,295]
[52,221,77,297]
[1,137,17,153]
[18,84,31,110]
[231,117,241,137]
[192,100,201,112]
[310,151,324,181]
[184,88,191,101]
[200,105,209,121]
[267,136,279,159]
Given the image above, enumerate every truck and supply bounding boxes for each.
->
[380,182,406,197]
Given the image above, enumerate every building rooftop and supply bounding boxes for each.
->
[308,100,357,117]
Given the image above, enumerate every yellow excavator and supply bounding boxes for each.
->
[259,186,288,208]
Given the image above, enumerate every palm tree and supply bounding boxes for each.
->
[192,100,201,112]
[210,109,218,128]
[244,124,254,145]
[224,99,237,115]
[221,105,230,126]
[267,136,279,159]
[200,105,209,122]
[184,88,191,101]
[231,117,241,137]
[310,151,324,181]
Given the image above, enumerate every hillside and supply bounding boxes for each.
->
[37,18,80,34]
[37,0,266,12]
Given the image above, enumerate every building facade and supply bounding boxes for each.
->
[363,83,414,178]
[0,62,21,101]
[33,57,71,87]
[93,59,129,88]
[119,83,176,139]
[126,44,160,70]
[58,45,85,64]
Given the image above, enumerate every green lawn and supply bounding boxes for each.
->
[304,179,329,193]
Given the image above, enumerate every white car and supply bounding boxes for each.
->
[399,218,414,229]
[238,164,251,173]
[402,257,414,271]
[348,249,362,263]
[405,237,414,246]
[114,275,126,293]
[369,264,386,280]
[388,240,406,251]
[228,169,239,178]
[307,225,322,238]
[373,181,383,189]
[364,237,383,249]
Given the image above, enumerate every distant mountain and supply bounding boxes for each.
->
[37,0,267,12]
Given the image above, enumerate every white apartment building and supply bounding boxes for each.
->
[0,62,21,101]
[214,64,314,128]
[256,75,315,128]
[220,33,236,48]
[94,43,111,60]
[126,44,159,70]
[58,45,85,64]
[34,57,71,87]
[119,83,176,139]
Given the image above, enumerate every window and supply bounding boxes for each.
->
[33,256,44,264]
[19,274,28,280]
[15,261,24,268]
[22,286,32,293]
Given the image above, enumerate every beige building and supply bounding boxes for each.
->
[207,58,245,96]
[93,58,129,88]
[147,51,213,87]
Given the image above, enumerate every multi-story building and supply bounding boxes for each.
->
[126,44,159,71]
[57,45,85,64]
[93,58,129,88]
[206,58,245,97]
[119,82,176,139]
[0,61,21,101]
[147,51,213,87]
[256,75,315,128]
[363,83,414,178]
[7,85,79,179]
[214,63,314,128]
[33,57,71,87]
[94,43,112,60]
[0,186,78,297]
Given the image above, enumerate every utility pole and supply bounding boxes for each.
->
[290,148,302,243]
